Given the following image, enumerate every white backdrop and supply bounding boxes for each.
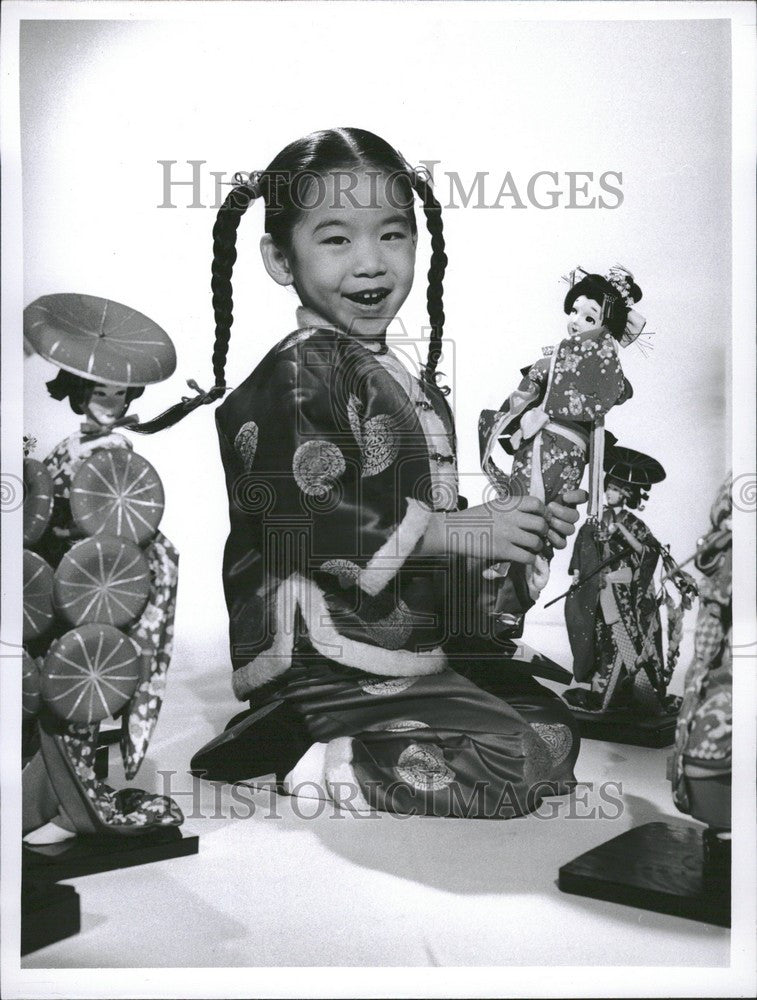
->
[20,8,731,655]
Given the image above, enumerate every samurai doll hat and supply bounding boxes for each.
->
[605,444,666,490]
[24,293,177,388]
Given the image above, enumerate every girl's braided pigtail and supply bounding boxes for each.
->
[132,178,259,433]
[410,170,449,396]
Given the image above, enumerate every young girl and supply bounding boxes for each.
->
[167,128,585,818]
[479,268,644,634]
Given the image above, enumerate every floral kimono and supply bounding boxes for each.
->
[671,477,731,826]
[564,507,666,713]
[23,428,181,837]
[478,330,632,623]
[192,309,581,819]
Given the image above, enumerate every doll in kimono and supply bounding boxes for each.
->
[562,445,696,716]
[22,293,183,842]
[671,475,731,830]
[479,266,646,634]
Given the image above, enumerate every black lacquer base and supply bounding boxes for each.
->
[21,880,81,955]
[562,700,679,747]
[23,827,199,883]
[558,821,731,927]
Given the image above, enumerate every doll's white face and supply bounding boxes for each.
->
[85,383,129,426]
[262,170,417,341]
[567,295,606,340]
[605,484,629,508]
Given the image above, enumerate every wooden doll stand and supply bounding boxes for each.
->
[23,825,198,883]
[24,724,198,886]
[562,699,681,748]
[21,879,81,956]
[558,820,731,927]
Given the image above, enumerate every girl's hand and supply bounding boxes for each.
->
[423,495,549,565]
[546,489,587,549]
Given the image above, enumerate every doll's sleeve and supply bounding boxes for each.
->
[493,359,546,455]
[623,513,660,588]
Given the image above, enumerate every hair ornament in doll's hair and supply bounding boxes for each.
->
[561,266,590,289]
[604,265,640,309]
[562,265,646,347]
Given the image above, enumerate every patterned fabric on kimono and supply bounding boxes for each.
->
[483,332,632,506]
[23,429,181,837]
[201,310,581,817]
[565,508,665,711]
[672,477,732,817]
[39,429,179,776]
[478,332,633,623]
[23,709,183,836]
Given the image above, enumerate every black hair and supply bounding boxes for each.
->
[46,370,143,415]
[604,473,648,511]
[564,272,642,342]
[133,128,448,433]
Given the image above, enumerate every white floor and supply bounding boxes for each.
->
[22,621,730,969]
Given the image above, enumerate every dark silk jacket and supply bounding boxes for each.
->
[215,319,464,702]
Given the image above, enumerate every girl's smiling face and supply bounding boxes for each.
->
[84,383,129,426]
[261,170,417,340]
[567,295,606,340]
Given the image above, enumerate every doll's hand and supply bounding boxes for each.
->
[546,489,587,549]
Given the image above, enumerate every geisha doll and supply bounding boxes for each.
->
[22,293,183,843]
[479,266,646,634]
[562,445,696,717]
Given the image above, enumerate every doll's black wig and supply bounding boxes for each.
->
[46,370,143,415]
[564,273,642,342]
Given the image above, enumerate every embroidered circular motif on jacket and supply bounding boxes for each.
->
[394,743,454,791]
[363,601,414,650]
[359,677,418,696]
[321,558,361,587]
[234,421,259,471]
[361,414,399,477]
[292,440,346,496]
[530,722,572,766]
[371,719,429,733]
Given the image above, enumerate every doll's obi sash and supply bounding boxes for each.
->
[599,566,633,623]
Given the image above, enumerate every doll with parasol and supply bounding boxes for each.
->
[479,266,646,636]
[559,441,697,717]
[22,293,183,842]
